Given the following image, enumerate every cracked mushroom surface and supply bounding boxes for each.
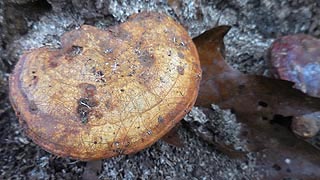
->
[9,12,201,160]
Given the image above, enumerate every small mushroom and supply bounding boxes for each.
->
[9,12,201,160]
[268,34,320,98]
[292,112,320,138]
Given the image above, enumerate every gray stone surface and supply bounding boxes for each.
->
[101,127,261,179]
[185,105,247,152]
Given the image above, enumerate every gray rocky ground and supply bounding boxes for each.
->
[1,0,320,179]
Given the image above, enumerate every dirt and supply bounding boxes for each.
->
[1,0,320,179]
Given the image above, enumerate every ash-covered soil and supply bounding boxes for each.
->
[1,0,320,179]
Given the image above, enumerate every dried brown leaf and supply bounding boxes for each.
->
[193,26,320,179]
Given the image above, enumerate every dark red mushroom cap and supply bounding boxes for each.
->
[268,34,320,98]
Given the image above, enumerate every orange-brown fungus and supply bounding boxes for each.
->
[9,12,201,160]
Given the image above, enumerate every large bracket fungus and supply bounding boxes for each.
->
[9,12,201,160]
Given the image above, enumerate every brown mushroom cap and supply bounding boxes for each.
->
[9,12,201,160]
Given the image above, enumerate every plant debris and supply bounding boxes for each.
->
[193,25,320,179]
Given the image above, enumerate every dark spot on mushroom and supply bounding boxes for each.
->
[127,70,135,76]
[160,77,165,83]
[104,48,113,54]
[178,52,185,59]
[79,83,97,98]
[179,91,184,96]
[31,75,38,86]
[47,52,64,68]
[29,100,38,112]
[68,45,83,57]
[158,116,164,123]
[108,26,132,40]
[177,66,184,75]
[93,110,103,119]
[105,101,111,109]
[76,81,99,124]
[157,15,163,21]
[180,41,186,47]
[77,101,90,124]
[96,70,104,77]
[138,71,153,85]
[49,61,58,68]
[93,70,106,83]
[136,50,155,67]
